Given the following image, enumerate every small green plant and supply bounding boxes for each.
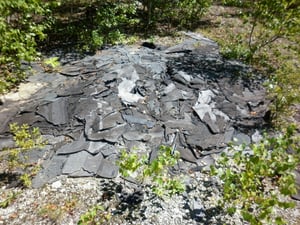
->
[42,57,60,72]
[78,205,111,225]
[211,125,300,225]
[0,191,19,208]
[220,33,253,62]
[1,123,46,187]
[10,123,45,150]
[117,145,185,197]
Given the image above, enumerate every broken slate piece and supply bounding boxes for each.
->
[20,148,48,164]
[59,65,82,76]
[164,38,197,54]
[83,152,104,174]
[164,113,196,130]
[62,151,92,175]
[192,90,215,120]
[178,147,198,163]
[31,155,67,188]
[93,111,124,131]
[117,65,145,104]
[123,131,151,141]
[57,138,107,155]
[186,131,231,152]
[13,112,44,126]
[180,31,219,54]
[37,98,69,125]
[73,98,98,120]
[57,85,83,97]
[101,144,117,157]
[69,169,91,177]
[122,114,155,128]
[0,136,15,149]
[96,159,119,178]
[118,79,144,104]
[57,140,85,155]
[193,90,229,133]
[233,133,251,145]
[85,123,128,143]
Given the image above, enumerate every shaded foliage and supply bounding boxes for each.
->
[0,0,212,93]
[220,0,300,62]
[0,0,51,93]
[41,0,212,52]
[267,62,300,127]
[0,123,46,187]
[41,0,139,52]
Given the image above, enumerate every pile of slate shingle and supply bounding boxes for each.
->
[0,33,270,188]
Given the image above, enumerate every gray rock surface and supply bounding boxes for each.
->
[0,33,271,188]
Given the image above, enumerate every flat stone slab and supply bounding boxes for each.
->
[56,137,107,155]
[0,33,271,187]
[37,97,69,125]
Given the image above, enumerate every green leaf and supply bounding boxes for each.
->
[227,206,236,215]
[241,210,256,224]
[274,217,286,225]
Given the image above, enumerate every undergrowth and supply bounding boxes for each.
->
[1,123,46,187]
[211,125,300,224]
[77,145,185,224]
[118,145,185,197]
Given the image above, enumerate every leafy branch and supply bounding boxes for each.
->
[117,145,185,197]
[1,123,46,187]
[211,125,300,225]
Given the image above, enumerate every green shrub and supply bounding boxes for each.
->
[87,1,138,49]
[139,0,212,29]
[220,33,253,61]
[211,125,300,225]
[44,0,139,52]
[266,62,300,127]
[118,145,185,197]
[1,123,46,187]
[0,0,51,93]
[219,0,300,62]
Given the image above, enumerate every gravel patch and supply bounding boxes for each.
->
[1,170,300,225]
